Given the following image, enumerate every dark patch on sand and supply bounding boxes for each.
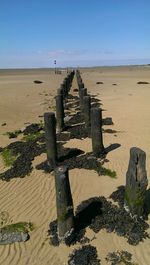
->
[68,245,101,265]
[33,80,43,84]
[137,81,149,84]
[49,195,149,247]
[96,82,103,85]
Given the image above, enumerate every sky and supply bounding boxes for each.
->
[0,0,150,68]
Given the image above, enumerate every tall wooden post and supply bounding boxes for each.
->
[83,95,91,130]
[125,147,148,217]
[91,107,104,155]
[55,166,74,241]
[55,94,65,133]
[44,112,57,169]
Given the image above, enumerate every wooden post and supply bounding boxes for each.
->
[83,95,91,130]
[57,87,63,97]
[125,147,148,217]
[55,94,65,133]
[55,166,74,241]
[44,112,57,169]
[91,107,104,155]
[80,88,87,108]
[63,78,68,98]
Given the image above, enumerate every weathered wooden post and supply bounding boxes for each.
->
[83,95,91,130]
[55,166,74,241]
[80,88,87,109]
[44,112,57,169]
[91,107,104,155]
[78,81,84,90]
[124,147,148,217]
[55,94,65,133]
[57,87,63,97]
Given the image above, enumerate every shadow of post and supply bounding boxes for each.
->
[105,143,121,154]
[75,198,103,231]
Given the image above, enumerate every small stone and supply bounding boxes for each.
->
[73,88,79,92]
[33,80,43,84]
[96,82,103,84]
[0,230,29,245]
[102,117,114,125]
[137,81,149,84]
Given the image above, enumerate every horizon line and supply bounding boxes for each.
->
[0,63,150,71]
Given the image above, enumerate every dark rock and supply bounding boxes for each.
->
[96,82,103,84]
[33,80,43,84]
[112,83,117,86]
[1,123,6,126]
[137,81,149,84]
[0,229,29,245]
[103,129,117,134]
[73,88,79,92]
[102,117,114,125]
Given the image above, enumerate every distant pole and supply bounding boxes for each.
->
[54,60,57,74]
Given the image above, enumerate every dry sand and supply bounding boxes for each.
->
[0,66,150,264]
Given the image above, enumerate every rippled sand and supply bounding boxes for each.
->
[0,66,150,264]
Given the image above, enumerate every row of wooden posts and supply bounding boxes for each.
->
[44,70,148,243]
[44,70,105,171]
[44,71,74,170]
[76,69,104,154]
[44,70,106,241]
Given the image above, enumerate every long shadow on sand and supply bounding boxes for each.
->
[49,193,150,247]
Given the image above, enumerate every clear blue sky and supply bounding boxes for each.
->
[0,0,150,68]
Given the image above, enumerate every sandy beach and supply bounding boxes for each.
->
[0,66,150,265]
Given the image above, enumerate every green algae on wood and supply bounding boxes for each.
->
[125,147,148,217]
